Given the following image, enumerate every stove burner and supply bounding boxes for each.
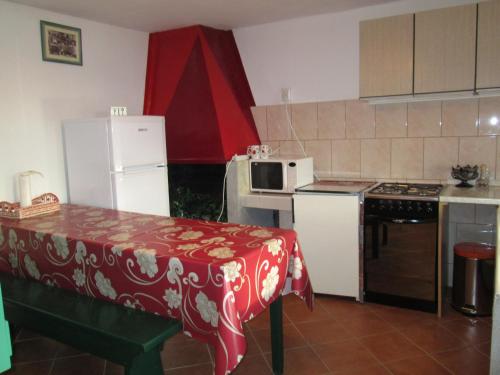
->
[369,183,442,197]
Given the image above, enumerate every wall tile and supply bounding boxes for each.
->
[475,204,497,225]
[449,203,475,223]
[442,99,478,137]
[360,139,391,178]
[375,103,407,138]
[251,106,267,142]
[407,101,442,137]
[279,140,303,156]
[263,141,280,157]
[459,136,496,177]
[478,97,500,135]
[305,140,332,175]
[292,102,318,140]
[332,140,361,178]
[456,223,495,245]
[423,137,458,180]
[346,100,375,139]
[391,138,423,179]
[318,101,345,139]
[267,105,291,141]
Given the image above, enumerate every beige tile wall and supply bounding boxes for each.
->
[251,97,500,183]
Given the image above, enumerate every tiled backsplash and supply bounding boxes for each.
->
[445,203,497,286]
[251,97,500,183]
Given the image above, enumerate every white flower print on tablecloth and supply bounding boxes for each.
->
[95,220,119,228]
[24,255,40,280]
[195,291,218,327]
[221,261,242,282]
[201,237,226,244]
[249,229,273,238]
[8,253,18,268]
[178,231,204,240]
[220,226,241,233]
[108,233,131,242]
[134,248,158,277]
[163,288,182,309]
[288,255,303,280]
[73,268,86,287]
[177,243,200,251]
[160,226,183,234]
[208,247,235,259]
[264,239,283,256]
[157,218,176,226]
[8,229,17,249]
[124,299,136,309]
[261,266,279,301]
[51,234,69,259]
[34,232,45,241]
[75,241,87,264]
[0,225,4,246]
[95,271,117,299]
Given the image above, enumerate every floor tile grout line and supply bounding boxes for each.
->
[284,303,335,374]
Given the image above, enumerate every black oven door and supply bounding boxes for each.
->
[364,216,438,313]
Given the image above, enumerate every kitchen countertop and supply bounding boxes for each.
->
[440,184,500,205]
[296,180,376,194]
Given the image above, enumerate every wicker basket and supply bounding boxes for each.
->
[0,193,60,219]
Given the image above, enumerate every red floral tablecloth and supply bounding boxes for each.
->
[0,205,313,374]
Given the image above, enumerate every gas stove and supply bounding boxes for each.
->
[366,183,442,201]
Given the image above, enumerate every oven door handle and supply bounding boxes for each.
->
[384,217,437,224]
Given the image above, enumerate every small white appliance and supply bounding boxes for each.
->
[63,116,170,216]
[249,157,313,194]
[293,181,376,300]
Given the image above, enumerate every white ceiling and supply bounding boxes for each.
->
[8,0,400,32]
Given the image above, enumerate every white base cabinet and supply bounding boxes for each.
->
[293,194,360,300]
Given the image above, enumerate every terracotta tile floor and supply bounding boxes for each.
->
[5,294,492,374]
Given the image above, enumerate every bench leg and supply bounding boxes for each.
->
[270,295,283,375]
[125,348,163,375]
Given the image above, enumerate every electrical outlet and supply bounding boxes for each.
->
[281,88,292,103]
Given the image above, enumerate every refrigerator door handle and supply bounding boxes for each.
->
[112,164,166,175]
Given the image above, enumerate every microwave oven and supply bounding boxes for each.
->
[249,157,314,193]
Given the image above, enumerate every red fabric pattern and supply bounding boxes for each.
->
[143,25,260,164]
[0,205,313,374]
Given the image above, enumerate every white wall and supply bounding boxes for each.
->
[234,0,483,106]
[0,0,148,203]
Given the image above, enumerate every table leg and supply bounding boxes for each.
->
[270,295,283,375]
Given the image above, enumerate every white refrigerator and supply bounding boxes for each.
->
[63,116,170,216]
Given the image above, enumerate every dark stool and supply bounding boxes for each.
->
[452,242,496,316]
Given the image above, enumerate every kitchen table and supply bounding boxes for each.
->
[0,204,313,375]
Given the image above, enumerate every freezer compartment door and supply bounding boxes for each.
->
[293,193,360,299]
[112,167,170,216]
[109,116,166,170]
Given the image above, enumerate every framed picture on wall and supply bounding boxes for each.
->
[40,21,82,65]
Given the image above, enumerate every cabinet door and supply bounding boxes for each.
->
[359,14,414,97]
[293,194,359,299]
[477,0,500,89]
[414,4,476,93]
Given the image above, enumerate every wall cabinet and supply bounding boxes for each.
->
[359,14,414,98]
[477,0,500,89]
[414,4,476,94]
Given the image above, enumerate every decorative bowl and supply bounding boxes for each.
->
[451,165,479,188]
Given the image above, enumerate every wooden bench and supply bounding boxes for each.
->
[0,273,182,375]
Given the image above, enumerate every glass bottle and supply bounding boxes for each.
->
[477,164,490,188]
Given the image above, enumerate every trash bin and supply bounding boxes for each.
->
[452,242,496,316]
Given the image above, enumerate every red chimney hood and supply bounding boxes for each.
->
[143,25,260,164]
